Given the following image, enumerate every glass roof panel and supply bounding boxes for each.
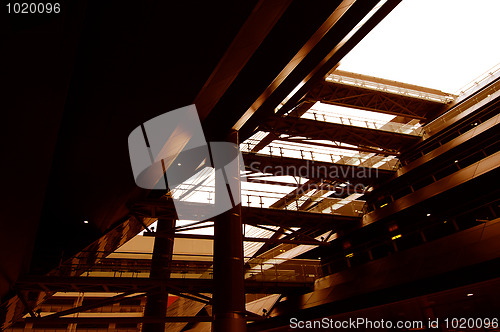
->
[338,0,500,93]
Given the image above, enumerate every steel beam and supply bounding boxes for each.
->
[306,75,446,120]
[270,0,403,121]
[278,138,399,156]
[244,152,393,186]
[130,199,360,227]
[194,0,293,121]
[143,232,328,246]
[239,0,386,138]
[259,115,420,153]
[42,291,146,319]
[25,316,213,324]
[270,179,317,209]
[245,177,300,188]
[251,101,317,154]
[143,218,175,332]
[16,276,313,295]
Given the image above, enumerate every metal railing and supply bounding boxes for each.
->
[53,252,322,283]
[301,110,423,136]
[241,139,399,171]
[245,257,321,283]
[244,192,366,217]
[423,79,500,138]
[326,72,455,103]
[167,176,368,215]
[457,62,500,97]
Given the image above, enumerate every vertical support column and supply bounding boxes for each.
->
[24,322,33,331]
[68,292,84,332]
[143,218,175,332]
[212,130,246,331]
[109,302,120,331]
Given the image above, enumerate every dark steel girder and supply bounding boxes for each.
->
[25,316,213,324]
[242,205,360,229]
[250,101,317,154]
[270,179,317,209]
[248,217,331,260]
[306,80,443,121]
[25,315,265,325]
[244,175,369,197]
[143,232,327,246]
[16,276,313,295]
[42,291,149,319]
[278,137,400,156]
[260,115,420,153]
[243,152,394,187]
[245,177,299,188]
[130,199,360,228]
[194,0,292,121]
[239,0,400,140]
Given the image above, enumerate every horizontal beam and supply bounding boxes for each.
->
[25,316,212,324]
[43,291,144,319]
[131,199,362,227]
[279,138,400,156]
[247,101,317,154]
[245,177,299,187]
[142,232,329,246]
[330,70,453,97]
[308,80,435,120]
[243,152,393,186]
[194,0,292,121]
[260,115,420,153]
[242,204,360,231]
[270,179,317,209]
[16,276,313,294]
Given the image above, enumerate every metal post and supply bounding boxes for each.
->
[213,130,246,332]
[143,218,175,332]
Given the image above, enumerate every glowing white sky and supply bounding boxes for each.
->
[338,0,500,93]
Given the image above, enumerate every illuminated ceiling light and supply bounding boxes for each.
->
[345,253,354,258]
[178,163,182,166]
[380,203,388,208]
[391,234,402,240]
[427,213,431,217]
[455,160,459,163]
[467,293,474,297]
[83,220,89,224]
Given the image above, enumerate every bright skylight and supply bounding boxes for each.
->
[338,0,500,93]
[311,101,395,122]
